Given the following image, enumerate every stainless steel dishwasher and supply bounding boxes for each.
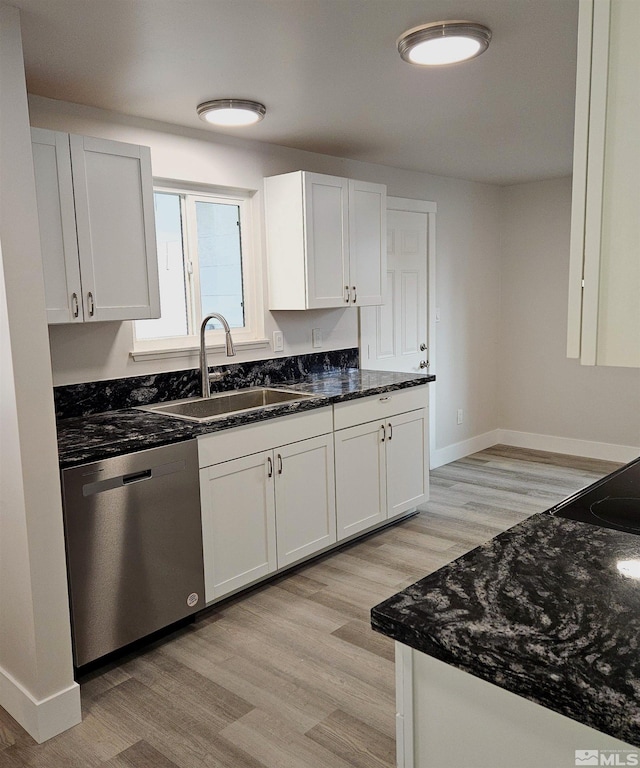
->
[62,440,204,667]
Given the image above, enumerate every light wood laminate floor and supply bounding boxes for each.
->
[0,446,621,767]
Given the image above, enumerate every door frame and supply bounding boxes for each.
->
[359,196,437,468]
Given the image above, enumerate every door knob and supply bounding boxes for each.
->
[419,360,429,369]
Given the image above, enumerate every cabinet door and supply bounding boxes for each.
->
[31,128,83,323]
[200,452,277,601]
[303,172,349,308]
[334,421,387,540]
[568,0,640,367]
[348,179,386,306]
[70,134,160,322]
[385,409,429,518]
[274,435,336,568]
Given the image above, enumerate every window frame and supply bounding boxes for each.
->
[132,181,266,361]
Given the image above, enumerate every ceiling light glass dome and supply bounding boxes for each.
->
[197,99,266,127]
[398,21,492,66]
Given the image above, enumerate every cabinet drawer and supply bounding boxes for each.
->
[198,407,333,468]
[333,387,428,430]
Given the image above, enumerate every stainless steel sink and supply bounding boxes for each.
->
[136,387,319,422]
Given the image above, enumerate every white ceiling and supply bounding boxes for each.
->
[13,0,579,185]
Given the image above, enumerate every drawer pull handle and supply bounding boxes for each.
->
[87,291,95,317]
[344,286,350,303]
[388,423,393,441]
[267,456,273,478]
[277,454,283,475]
[381,424,386,442]
[71,292,79,318]
[379,396,390,402]
[352,285,357,303]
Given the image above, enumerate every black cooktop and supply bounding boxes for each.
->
[550,456,640,534]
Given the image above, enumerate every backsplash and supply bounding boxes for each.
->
[54,348,359,420]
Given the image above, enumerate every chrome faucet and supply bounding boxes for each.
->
[199,313,236,397]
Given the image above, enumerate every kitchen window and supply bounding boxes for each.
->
[133,185,264,360]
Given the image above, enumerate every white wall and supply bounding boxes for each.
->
[499,177,640,457]
[0,7,80,742]
[29,95,504,456]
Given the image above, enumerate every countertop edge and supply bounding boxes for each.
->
[57,371,435,469]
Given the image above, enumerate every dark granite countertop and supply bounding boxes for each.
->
[371,507,640,747]
[57,368,434,469]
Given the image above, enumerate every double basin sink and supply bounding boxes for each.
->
[137,387,319,423]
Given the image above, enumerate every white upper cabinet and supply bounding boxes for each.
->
[265,170,386,309]
[567,0,640,367]
[31,129,82,323]
[31,128,160,324]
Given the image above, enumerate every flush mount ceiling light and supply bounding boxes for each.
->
[196,99,266,127]
[397,21,492,66]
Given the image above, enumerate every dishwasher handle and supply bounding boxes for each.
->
[82,459,186,497]
[122,469,152,485]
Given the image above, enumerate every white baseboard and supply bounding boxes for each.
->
[0,664,81,743]
[430,430,501,469]
[432,428,638,469]
[497,430,639,464]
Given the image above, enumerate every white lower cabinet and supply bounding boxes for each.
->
[198,391,429,602]
[274,435,336,568]
[396,643,636,768]
[334,392,429,540]
[200,451,277,601]
[334,420,387,537]
[386,410,430,518]
[198,410,336,602]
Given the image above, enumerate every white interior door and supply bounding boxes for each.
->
[360,207,429,373]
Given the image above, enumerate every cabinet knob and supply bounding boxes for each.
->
[420,343,427,351]
[419,360,429,369]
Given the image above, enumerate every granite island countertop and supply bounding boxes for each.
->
[371,506,640,747]
[57,368,434,469]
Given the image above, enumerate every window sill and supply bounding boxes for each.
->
[130,338,271,363]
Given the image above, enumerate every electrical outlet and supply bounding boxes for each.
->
[312,328,323,348]
[457,409,463,425]
[273,330,284,352]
